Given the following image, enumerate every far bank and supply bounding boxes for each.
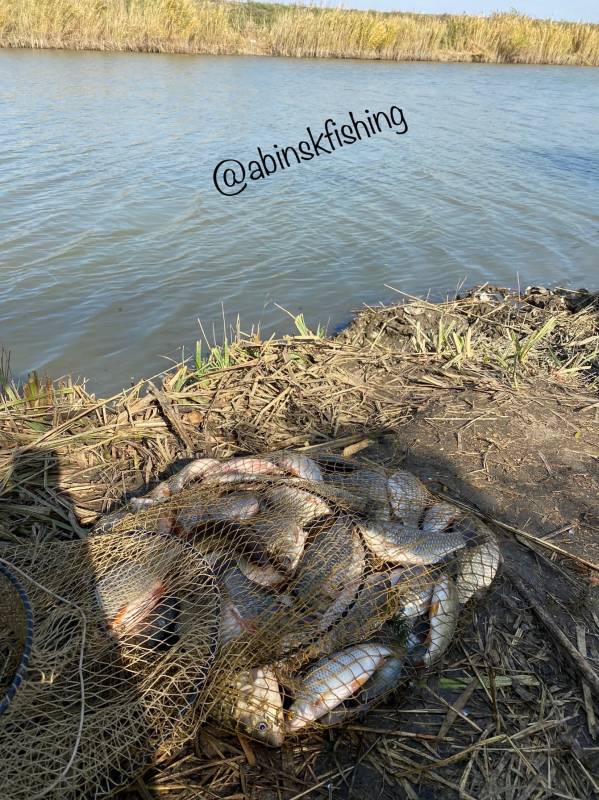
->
[1,2,598,66]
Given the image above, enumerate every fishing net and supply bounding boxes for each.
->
[90,450,502,750]
[0,533,220,799]
[0,562,33,715]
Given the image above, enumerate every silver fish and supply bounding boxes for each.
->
[291,516,365,631]
[205,457,284,480]
[263,485,332,525]
[218,567,284,645]
[95,561,164,638]
[359,520,466,565]
[422,501,461,533]
[358,653,406,703]
[387,470,430,526]
[312,483,369,513]
[406,621,428,654]
[167,458,221,492]
[420,574,459,667]
[237,555,286,587]
[174,492,260,535]
[130,458,220,509]
[389,567,434,623]
[306,572,389,659]
[202,471,276,487]
[92,507,130,535]
[248,486,332,574]
[455,531,501,605]
[228,666,285,746]
[326,469,391,519]
[340,572,390,630]
[270,452,323,482]
[249,515,307,575]
[287,643,393,732]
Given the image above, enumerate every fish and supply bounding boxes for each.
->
[389,567,434,623]
[302,572,389,659]
[95,561,164,638]
[248,486,332,574]
[386,470,430,526]
[204,457,284,480]
[325,469,391,520]
[419,574,459,667]
[359,520,467,565]
[338,572,391,633]
[130,458,221,509]
[136,596,180,650]
[406,618,429,654]
[454,531,501,605]
[92,507,131,535]
[249,515,308,575]
[326,567,421,649]
[229,666,285,746]
[287,643,394,732]
[237,555,287,587]
[218,567,285,646]
[202,471,277,487]
[291,516,365,631]
[312,483,369,513]
[166,458,221,493]
[269,452,323,482]
[319,632,408,723]
[263,485,332,525]
[422,501,461,533]
[358,653,406,703]
[174,492,260,535]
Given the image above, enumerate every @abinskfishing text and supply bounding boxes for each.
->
[212,105,408,197]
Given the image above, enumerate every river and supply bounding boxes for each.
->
[1,50,597,393]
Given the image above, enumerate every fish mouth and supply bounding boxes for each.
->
[272,551,300,575]
[286,715,308,733]
[265,728,285,747]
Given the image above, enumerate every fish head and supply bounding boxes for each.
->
[234,667,285,747]
[286,700,315,733]
[266,523,306,575]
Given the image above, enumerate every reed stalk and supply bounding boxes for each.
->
[0,1,597,65]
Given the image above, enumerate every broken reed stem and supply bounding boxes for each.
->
[507,569,599,700]
[147,382,194,455]
[440,494,599,573]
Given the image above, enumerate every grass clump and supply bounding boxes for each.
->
[0,1,598,65]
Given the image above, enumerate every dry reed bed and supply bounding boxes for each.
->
[1,285,599,798]
[1,0,598,65]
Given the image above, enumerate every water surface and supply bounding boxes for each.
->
[1,51,597,393]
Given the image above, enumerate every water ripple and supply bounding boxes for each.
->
[0,52,598,392]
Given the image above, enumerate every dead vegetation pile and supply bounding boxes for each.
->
[1,285,598,799]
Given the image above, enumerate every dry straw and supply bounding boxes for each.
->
[0,1,598,65]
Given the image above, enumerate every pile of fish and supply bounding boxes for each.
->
[94,451,501,747]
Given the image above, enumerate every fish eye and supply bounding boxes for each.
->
[257,721,268,732]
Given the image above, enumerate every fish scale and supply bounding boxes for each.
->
[287,643,394,731]
[359,519,467,565]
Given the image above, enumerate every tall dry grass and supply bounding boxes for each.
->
[0,0,597,64]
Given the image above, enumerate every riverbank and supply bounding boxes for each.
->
[1,1,598,65]
[1,286,599,797]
